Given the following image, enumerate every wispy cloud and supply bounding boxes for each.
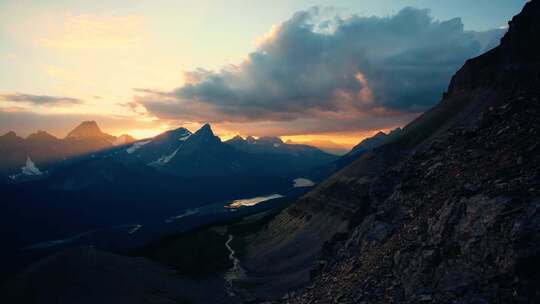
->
[132,88,171,95]
[0,93,82,105]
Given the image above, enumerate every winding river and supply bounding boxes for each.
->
[224,234,246,296]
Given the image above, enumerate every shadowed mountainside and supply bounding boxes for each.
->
[241,1,540,302]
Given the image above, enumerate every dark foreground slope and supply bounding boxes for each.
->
[242,1,540,302]
[2,247,233,304]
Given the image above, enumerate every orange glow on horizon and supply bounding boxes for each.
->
[280,127,398,152]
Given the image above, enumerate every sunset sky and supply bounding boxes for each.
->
[0,0,526,152]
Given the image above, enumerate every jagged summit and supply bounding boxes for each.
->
[160,123,222,151]
[188,123,220,144]
[194,123,214,136]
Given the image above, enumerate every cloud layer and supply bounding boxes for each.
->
[139,7,504,134]
[0,93,82,105]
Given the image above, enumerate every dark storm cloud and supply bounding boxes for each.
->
[139,7,504,131]
[0,93,82,105]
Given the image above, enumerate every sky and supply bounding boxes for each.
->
[0,0,527,152]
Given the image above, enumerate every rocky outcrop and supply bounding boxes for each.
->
[243,1,540,302]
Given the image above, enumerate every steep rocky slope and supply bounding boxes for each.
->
[242,1,540,302]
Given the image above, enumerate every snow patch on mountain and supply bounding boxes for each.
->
[126,140,151,154]
[148,147,180,166]
[179,134,191,141]
[165,209,200,223]
[10,157,45,180]
[21,157,43,176]
[128,224,142,234]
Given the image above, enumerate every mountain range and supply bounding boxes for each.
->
[1,120,345,182]
[0,121,135,175]
[115,124,337,179]
[0,119,345,285]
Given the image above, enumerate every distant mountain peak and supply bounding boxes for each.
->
[1,130,18,139]
[226,135,245,144]
[79,121,99,128]
[257,137,284,146]
[183,123,221,146]
[198,123,213,132]
[27,130,58,141]
[66,121,108,139]
[194,123,215,137]
[112,134,136,146]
